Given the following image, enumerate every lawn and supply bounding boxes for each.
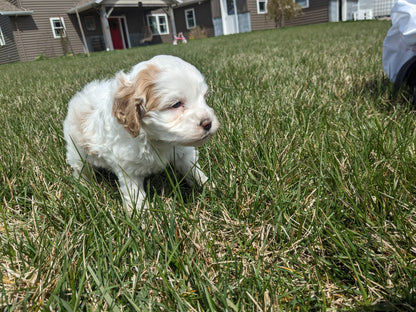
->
[1,20,415,311]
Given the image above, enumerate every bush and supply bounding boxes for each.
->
[188,26,208,40]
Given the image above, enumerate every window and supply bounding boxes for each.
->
[50,17,66,38]
[185,8,196,29]
[226,0,235,15]
[147,14,169,35]
[84,16,96,31]
[257,0,267,14]
[0,27,5,46]
[295,0,309,8]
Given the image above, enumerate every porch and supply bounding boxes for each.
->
[68,0,178,52]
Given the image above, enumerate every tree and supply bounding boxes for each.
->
[267,0,303,28]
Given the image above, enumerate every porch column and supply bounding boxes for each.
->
[99,5,114,51]
[167,6,177,39]
[75,8,90,56]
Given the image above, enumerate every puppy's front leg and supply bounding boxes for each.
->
[174,146,208,187]
[117,173,147,213]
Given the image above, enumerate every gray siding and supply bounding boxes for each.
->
[6,0,85,62]
[286,0,329,27]
[238,12,251,33]
[174,1,215,38]
[76,11,106,52]
[249,0,329,30]
[144,8,175,44]
[213,12,251,36]
[248,0,275,30]
[210,0,221,19]
[0,15,20,64]
[213,17,222,35]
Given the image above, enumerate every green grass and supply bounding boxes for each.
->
[1,20,416,311]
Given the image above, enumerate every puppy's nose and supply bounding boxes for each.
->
[200,119,212,131]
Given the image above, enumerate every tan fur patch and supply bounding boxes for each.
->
[134,64,161,112]
[113,64,161,137]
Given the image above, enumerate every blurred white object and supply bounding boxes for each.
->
[382,0,416,83]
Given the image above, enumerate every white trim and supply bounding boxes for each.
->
[185,8,196,29]
[220,0,239,34]
[295,0,309,8]
[50,17,66,39]
[341,0,347,21]
[0,26,5,46]
[146,13,169,35]
[257,0,267,14]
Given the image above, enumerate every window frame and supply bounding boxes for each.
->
[257,0,268,14]
[146,13,169,35]
[185,8,196,29]
[0,26,5,46]
[84,16,96,31]
[50,17,66,39]
[295,0,309,8]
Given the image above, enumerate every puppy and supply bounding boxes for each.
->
[63,55,219,211]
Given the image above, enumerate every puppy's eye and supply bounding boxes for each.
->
[172,101,183,108]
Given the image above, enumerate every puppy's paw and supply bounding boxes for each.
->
[124,198,149,216]
[193,169,208,187]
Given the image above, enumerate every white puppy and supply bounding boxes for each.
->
[63,55,219,211]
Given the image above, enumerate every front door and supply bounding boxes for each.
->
[108,17,126,49]
[220,0,238,35]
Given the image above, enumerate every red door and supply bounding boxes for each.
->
[108,18,124,49]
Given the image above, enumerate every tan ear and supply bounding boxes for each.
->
[113,65,160,137]
[113,76,146,137]
[124,96,146,137]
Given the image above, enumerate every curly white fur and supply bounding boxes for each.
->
[63,55,219,211]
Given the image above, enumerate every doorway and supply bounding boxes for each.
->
[108,17,130,49]
[220,0,239,35]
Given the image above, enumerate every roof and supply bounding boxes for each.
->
[67,0,103,14]
[172,0,207,8]
[0,0,33,16]
[68,0,176,13]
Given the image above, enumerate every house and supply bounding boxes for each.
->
[211,0,329,35]
[0,0,394,65]
[0,0,86,64]
[329,0,397,22]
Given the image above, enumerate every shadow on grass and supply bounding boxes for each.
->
[92,166,196,206]
[364,298,415,312]
[353,76,416,111]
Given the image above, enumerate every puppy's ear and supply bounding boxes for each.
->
[124,96,146,137]
[113,65,160,137]
[113,75,146,138]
